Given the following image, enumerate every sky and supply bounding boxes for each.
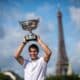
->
[0,0,80,77]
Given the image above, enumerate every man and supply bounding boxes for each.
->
[14,35,52,80]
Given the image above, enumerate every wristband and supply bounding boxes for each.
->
[22,41,26,45]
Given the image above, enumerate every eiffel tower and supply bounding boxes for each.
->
[56,9,69,76]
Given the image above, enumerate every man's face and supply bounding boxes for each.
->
[29,48,38,60]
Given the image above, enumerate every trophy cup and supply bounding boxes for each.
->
[19,19,39,41]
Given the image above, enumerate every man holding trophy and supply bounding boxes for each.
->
[14,19,52,80]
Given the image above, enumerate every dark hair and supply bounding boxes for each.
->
[28,44,39,53]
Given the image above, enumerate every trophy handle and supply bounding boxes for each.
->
[25,34,37,41]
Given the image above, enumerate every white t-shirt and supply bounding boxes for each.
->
[23,57,47,80]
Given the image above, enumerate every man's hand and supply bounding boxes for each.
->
[22,36,29,45]
[36,35,42,44]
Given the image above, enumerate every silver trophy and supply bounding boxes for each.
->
[19,19,39,41]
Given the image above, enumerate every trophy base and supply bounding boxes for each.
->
[25,34,37,41]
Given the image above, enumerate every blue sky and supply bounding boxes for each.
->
[0,0,80,76]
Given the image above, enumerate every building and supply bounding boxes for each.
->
[56,9,69,76]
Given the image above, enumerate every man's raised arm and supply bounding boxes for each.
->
[37,36,52,63]
[14,38,27,65]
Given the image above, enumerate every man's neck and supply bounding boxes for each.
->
[31,57,39,61]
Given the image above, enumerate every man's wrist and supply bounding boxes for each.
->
[22,41,27,45]
[38,39,43,45]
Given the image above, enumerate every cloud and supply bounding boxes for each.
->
[0,26,5,39]
[25,12,40,20]
[47,22,54,32]
[69,0,80,7]
[0,27,25,56]
[69,41,80,74]
[69,7,80,28]
[23,2,55,33]
[24,11,54,37]
[75,41,80,54]
[37,3,54,13]
[35,3,55,35]
[47,67,54,76]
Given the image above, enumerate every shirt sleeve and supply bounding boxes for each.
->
[23,59,29,68]
[40,57,47,65]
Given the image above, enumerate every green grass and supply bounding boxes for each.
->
[0,72,23,80]
[45,74,80,80]
[0,73,12,80]
[0,72,80,80]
